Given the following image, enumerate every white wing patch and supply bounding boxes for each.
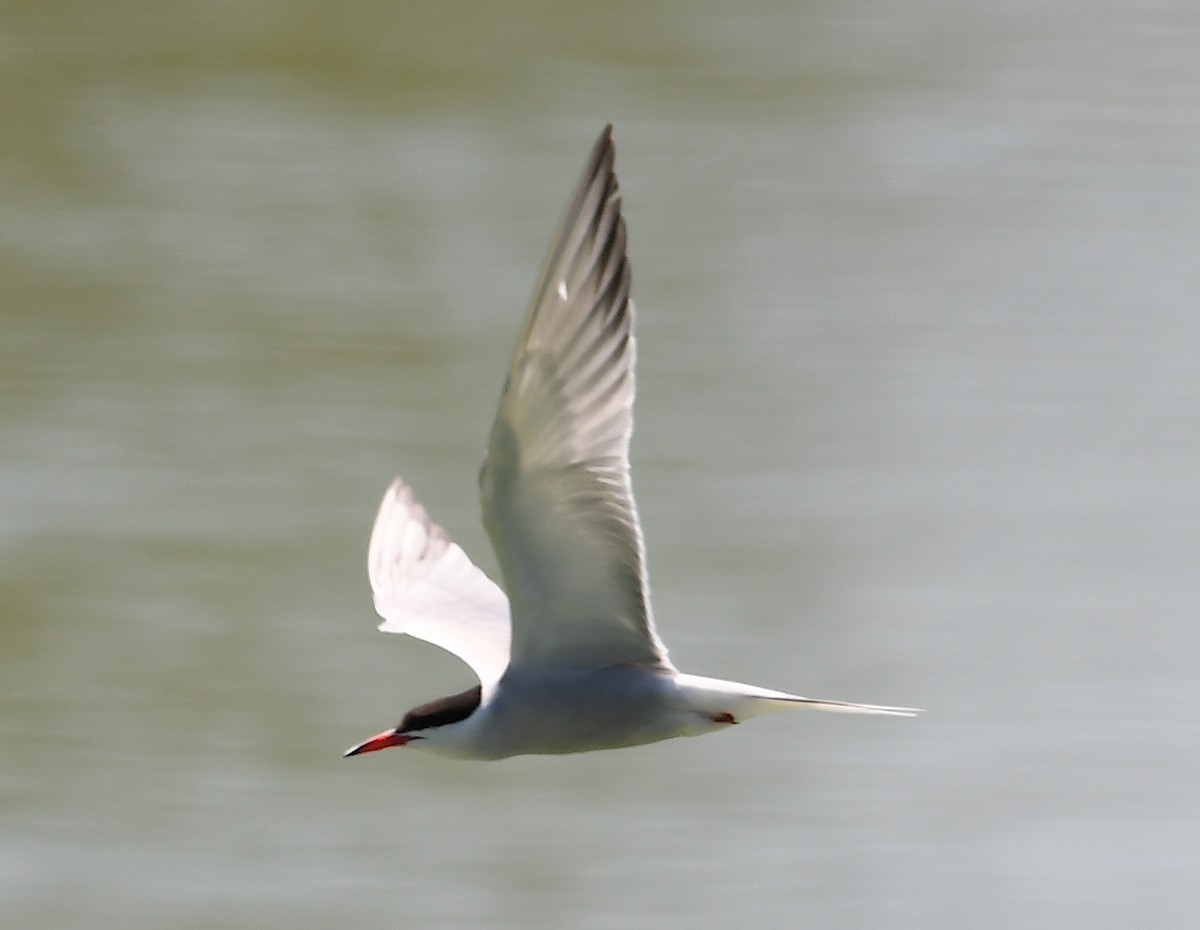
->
[367,478,511,688]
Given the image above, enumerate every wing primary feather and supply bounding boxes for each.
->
[479,126,673,673]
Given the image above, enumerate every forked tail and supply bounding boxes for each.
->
[674,673,922,720]
[770,696,922,717]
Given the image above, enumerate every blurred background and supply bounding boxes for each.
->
[3,2,1198,928]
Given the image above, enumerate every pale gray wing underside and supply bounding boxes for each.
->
[478,125,673,673]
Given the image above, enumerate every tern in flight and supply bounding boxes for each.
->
[345,126,919,761]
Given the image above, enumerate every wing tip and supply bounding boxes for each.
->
[380,475,416,505]
[367,475,448,593]
[585,124,617,187]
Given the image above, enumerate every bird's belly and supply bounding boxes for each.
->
[469,666,692,759]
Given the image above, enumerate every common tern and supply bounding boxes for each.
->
[345,125,919,761]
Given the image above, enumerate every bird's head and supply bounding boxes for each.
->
[343,683,482,757]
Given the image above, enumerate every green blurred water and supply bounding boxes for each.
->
[4,3,1199,928]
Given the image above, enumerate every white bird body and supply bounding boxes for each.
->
[345,126,919,763]
[411,667,698,761]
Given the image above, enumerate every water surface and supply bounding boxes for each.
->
[4,3,1199,928]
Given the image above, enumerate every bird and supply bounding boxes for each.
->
[344,125,920,762]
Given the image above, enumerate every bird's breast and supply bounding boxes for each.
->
[468,665,691,758]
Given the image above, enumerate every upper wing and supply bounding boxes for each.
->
[368,478,511,688]
[478,125,673,672]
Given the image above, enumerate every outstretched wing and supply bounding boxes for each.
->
[368,478,511,688]
[478,125,673,672]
